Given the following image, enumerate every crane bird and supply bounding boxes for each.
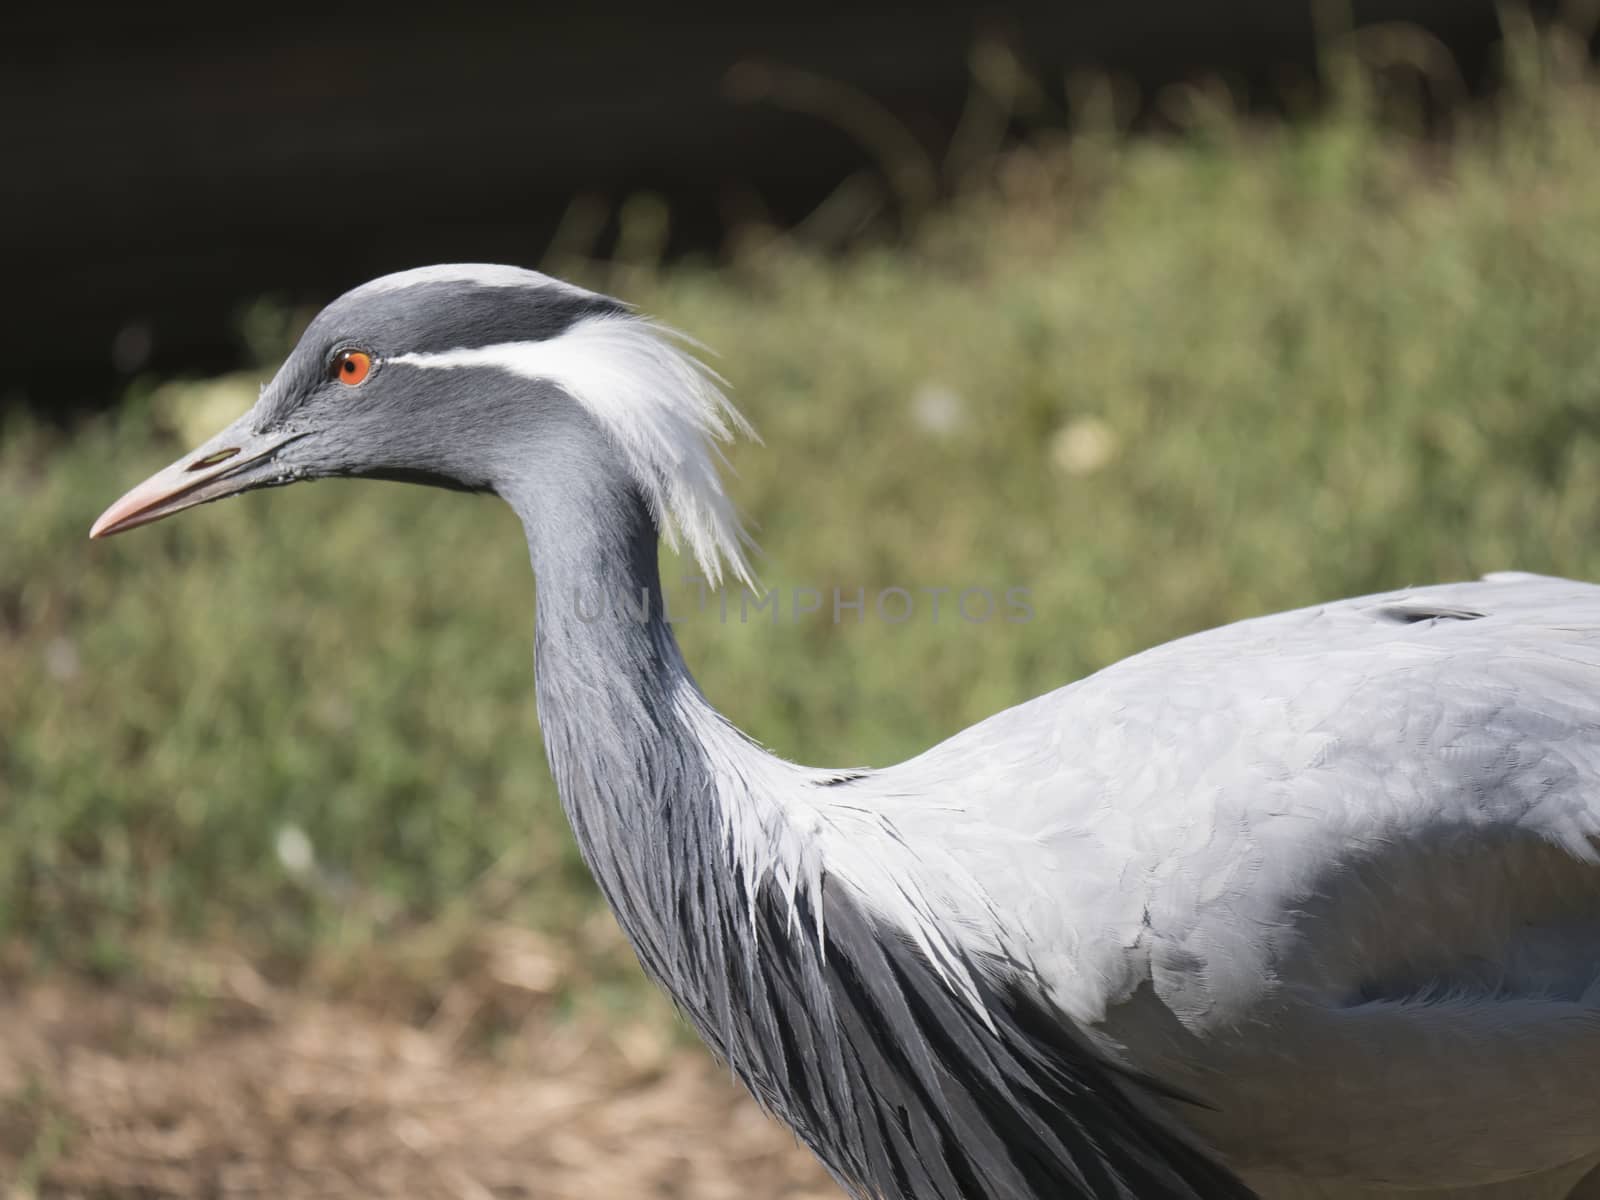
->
[91,265,1600,1200]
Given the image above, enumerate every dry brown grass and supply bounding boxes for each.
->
[0,970,836,1199]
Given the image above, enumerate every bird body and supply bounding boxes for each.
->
[92,266,1600,1199]
[896,573,1600,1194]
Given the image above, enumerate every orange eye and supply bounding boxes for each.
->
[333,349,372,386]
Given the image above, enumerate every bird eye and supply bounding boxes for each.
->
[332,349,373,386]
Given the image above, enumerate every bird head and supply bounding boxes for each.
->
[90,265,626,535]
[90,264,755,587]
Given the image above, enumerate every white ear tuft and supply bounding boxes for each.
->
[394,315,758,589]
[538,316,759,590]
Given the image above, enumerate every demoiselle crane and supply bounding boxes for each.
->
[91,265,1600,1200]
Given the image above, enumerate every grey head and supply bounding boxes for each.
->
[92,266,622,527]
[90,264,754,588]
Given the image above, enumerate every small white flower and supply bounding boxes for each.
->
[911,384,966,436]
[275,824,315,876]
[1050,416,1119,476]
[45,637,81,682]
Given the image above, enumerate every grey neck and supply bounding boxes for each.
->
[490,425,1251,1200]
[497,434,747,1000]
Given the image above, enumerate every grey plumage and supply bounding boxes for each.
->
[519,449,1248,1199]
[92,265,1600,1200]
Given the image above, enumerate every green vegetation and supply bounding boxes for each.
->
[6,38,1600,1008]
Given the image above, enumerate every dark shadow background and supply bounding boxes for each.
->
[1,2,1567,415]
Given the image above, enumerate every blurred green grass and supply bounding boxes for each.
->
[7,40,1600,1004]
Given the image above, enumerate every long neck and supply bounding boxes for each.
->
[500,447,772,1008]
[496,437,1245,1200]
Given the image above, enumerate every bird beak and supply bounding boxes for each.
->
[89,414,307,539]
